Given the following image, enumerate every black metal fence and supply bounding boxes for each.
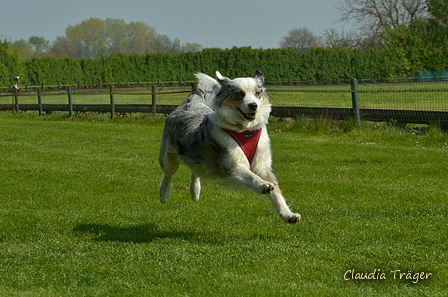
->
[1,79,447,125]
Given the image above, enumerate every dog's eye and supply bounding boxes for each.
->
[233,91,245,100]
[255,92,261,97]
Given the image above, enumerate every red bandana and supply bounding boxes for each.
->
[202,114,262,164]
[224,128,262,164]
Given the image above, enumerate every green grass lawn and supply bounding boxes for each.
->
[0,113,447,296]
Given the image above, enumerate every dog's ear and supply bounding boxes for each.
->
[254,70,264,83]
[216,71,230,85]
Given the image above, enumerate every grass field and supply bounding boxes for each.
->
[2,80,448,111]
[0,112,447,296]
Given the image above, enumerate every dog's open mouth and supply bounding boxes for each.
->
[238,108,256,121]
[244,112,256,120]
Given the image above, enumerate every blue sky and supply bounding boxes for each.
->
[2,0,346,49]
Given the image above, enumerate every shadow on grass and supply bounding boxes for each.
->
[73,223,200,243]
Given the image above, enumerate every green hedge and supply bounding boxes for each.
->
[1,47,416,88]
[0,41,24,89]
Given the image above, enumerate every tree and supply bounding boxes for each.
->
[28,36,50,52]
[49,36,71,58]
[64,18,108,59]
[381,16,448,72]
[47,18,202,58]
[320,29,359,49]
[10,39,34,59]
[279,27,319,51]
[427,0,448,26]
[105,18,130,54]
[182,42,203,53]
[8,37,50,59]
[337,0,428,35]
[128,21,158,54]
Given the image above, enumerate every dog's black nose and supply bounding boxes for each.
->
[248,102,258,111]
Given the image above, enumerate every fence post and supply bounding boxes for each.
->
[151,85,156,116]
[351,79,361,126]
[38,88,43,116]
[68,87,73,117]
[110,85,115,118]
[13,89,19,114]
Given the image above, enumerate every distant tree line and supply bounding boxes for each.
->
[8,18,202,59]
[280,0,448,61]
[2,1,448,87]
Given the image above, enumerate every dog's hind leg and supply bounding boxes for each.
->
[159,152,180,203]
[159,174,173,203]
[189,172,201,201]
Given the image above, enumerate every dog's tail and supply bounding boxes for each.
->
[194,73,220,105]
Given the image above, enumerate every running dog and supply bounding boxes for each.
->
[158,70,300,224]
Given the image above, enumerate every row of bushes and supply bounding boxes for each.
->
[0,46,435,88]
[0,42,22,86]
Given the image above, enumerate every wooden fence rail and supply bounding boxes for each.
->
[1,103,447,125]
[0,85,192,117]
[1,83,448,125]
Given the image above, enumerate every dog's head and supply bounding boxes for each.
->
[213,70,271,131]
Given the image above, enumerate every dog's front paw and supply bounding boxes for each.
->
[287,213,301,224]
[261,182,275,194]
